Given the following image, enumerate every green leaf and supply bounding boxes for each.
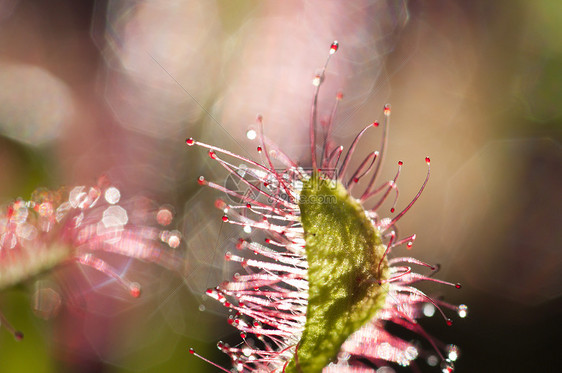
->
[285,174,389,373]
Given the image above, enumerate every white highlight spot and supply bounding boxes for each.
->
[423,303,436,317]
[246,129,257,140]
[102,206,128,228]
[457,304,468,318]
[104,187,121,204]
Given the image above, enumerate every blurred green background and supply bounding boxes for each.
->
[1,1,560,372]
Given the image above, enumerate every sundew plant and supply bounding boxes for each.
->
[187,42,466,372]
[0,177,184,338]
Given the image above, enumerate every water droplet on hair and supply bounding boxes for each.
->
[457,304,468,318]
[329,41,339,54]
[446,344,460,362]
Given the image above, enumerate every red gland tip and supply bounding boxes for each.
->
[222,215,229,222]
[246,203,251,209]
[186,137,195,146]
[14,331,24,341]
[372,120,379,127]
[189,347,195,354]
[257,146,262,153]
[129,283,141,298]
[390,207,395,213]
[197,176,206,185]
[455,283,462,289]
[446,319,453,326]
[398,160,403,166]
[336,91,343,100]
[329,41,339,54]
[383,104,391,116]
[425,156,431,164]
[209,151,217,159]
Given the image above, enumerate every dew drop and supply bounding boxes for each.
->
[186,137,195,146]
[457,304,468,318]
[446,344,460,362]
[329,41,339,54]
